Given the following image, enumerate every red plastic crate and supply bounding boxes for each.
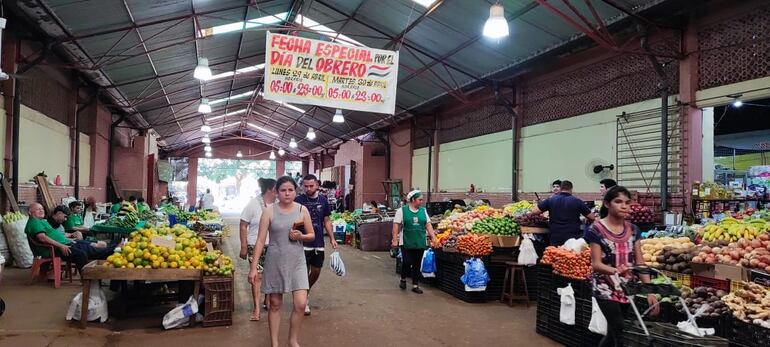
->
[691,274,730,292]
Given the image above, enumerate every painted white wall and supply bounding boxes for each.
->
[19,105,71,183]
[79,133,91,186]
[411,148,430,191]
[437,131,512,192]
[702,107,715,182]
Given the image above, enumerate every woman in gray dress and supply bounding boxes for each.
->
[249,176,315,347]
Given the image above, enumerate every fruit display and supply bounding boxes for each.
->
[442,232,463,250]
[514,213,548,228]
[645,225,697,242]
[675,286,729,318]
[722,282,770,327]
[188,210,220,222]
[627,204,656,224]
[640,237,696,271]
[331,211,355,224]
[503,200,535,217]
[541,246,592,280]
[700,218,767,242]
[437,206,505,231]
[104,212,140,228]
[2,212,25,224]
[456,233,493,256]
[470,216,520,236]
[104,225,233,276]
[117,201,137,216]
[433,230,452,248]
[693,235,770,271]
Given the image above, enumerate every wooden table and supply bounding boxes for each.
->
[79,260,202,328]
[520,226,549,234]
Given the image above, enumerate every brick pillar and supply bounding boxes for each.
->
[187,157,198,208]
[679,17,702,210]
[276,159,285,179]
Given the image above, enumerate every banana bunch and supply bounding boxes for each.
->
[3,211,26,224]
[702,218,765,242]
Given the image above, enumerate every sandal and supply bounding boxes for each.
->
[250,311,260,321]
[412,287,423,294]
[399,280,407,290]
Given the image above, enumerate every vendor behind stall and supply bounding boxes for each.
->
[530,180,595,246]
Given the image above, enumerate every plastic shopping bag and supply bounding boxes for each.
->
[588,297,607,335]
[558,283,576,325]
[420,249,436,278]
[83,212,96,228]
[517,234,538,265]
[461,258,490,292]
[66,281,109,322]
[677,302,715,337]
[329,251,346,277]
[162,295,199,329]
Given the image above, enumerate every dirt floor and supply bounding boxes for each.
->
[0,214,559,347]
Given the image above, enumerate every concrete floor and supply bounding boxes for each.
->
[0,214,560,347]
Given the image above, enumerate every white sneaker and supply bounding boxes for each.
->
[304,303,311,316]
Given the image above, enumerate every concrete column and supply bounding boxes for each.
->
[187,157,198,208]
[275,159,285,179]
[679,17,703,203]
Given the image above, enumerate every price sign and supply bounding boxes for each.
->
[264,32,399,115]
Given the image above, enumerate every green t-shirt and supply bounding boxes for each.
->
[25,217,72,257]
[111,203,122,214]
[137,202,149,213]
[401,206,428,250]
[63,214,83,231]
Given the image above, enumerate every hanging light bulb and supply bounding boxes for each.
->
[205,151,212,158]
[332,109,345,123]
[201,135,211,144]
[278,147,285,156]
[483,2,509,39]
[193,57,212,80]
[289,138,298,148]
[236,150,243,158]
[269,150,276,160]
[732,98,743,108]
[306,128,316,140]
[204,145,212,152]
[198,98,212,113]
[200,124,211,133]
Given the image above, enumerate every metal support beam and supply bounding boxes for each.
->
[642,36,670,212]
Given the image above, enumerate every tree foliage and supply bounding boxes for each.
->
[197,159,276,183]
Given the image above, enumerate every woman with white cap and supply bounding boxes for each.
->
[391,190,436,294]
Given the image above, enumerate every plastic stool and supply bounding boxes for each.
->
[500,261,529,307]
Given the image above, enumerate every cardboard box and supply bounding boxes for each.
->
[691,263,749,282]
[492,235,520,248]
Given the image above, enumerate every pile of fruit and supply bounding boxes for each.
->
[641,237,696,270]
[456,233,493,256]
[104,225,233,276]
[514,213,548,228]
[2,212,26,224]
[104,212,140,228]
[675,286,729,318]
[722,282,770,327]
[437,206,505,231]
[470,216,520,236]
[645,225,698,242]
[693,235,770,272]
[503,200,534,217]
[627,204,656,224]
[331,211,355,224]
[433,230,452,248]
[700,217,767,242]
[542,246,592,280]
[442,232,463,250]
[188,210,220,221]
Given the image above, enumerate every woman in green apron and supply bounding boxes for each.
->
[391,190,436,294]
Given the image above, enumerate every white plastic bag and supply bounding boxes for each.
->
[563,238,588,254]
[162,295,199,329]
[420,249,436,278]
[517,234,538,265]
[66,281,109,322]
[558,283,576,325]
[83,212,96,228]
[329,251,346,277]
[677,302,715,337]
[0,227,11,265]
[3,217,33,268]
[588,297,608,335]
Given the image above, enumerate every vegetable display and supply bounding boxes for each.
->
[693,234,770,271]
[456,234,493,256]
[437,206,505,231]
[627,204,656,224]
[503,200,535,217]
[640,237,696,272]
[2,212,25,224]
[470,216,520,236]
[722,282,770,328]
[700,218,767,242]
[541,246,592,280]
[515,214,549,228]
[675,286,729,318]
[104,212,140,228]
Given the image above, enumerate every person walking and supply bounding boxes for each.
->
[391,190,437,294]
[585,186,658,346]
[240,178,277,321]
[530,180,595,246]
[295,174,337,315]
[200,189,215,211]
[249,176,315,347]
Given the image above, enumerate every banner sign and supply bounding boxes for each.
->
[263,32,399,115]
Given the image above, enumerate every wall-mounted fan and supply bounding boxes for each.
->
[585,159,614,182]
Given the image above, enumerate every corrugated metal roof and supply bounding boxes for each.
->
[14,0,672,154]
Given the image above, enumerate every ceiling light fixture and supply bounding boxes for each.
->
[205,151,212,158]
[732,98,743,108]
[201,136,211,144]
[204,145,212,152]
[306,128,316,140]
[278,147,285,156]
[200,124,211,133]
[332,109,345,123]
[483,2,509,39]
[198,98,212,113]
[289,138,298,148]
[193,57,212,80]
[236,150,243,158]
[269,150,276,160]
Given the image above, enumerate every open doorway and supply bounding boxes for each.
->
[711,97,770,185]
[197,159,276,213]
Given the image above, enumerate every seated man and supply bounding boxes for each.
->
[47,205,83,240]
[64,201,90,234]
[26,203,114,271]
[136,197,150,213]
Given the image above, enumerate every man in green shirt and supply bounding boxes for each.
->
[136,197,150,213]
[26,203,113,270]
[110,197,124,215]
[64,201,89,233]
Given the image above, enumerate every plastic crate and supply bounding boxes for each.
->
[730,280,748,293]
[623,322,729,347]
[202,276,234,327]
[691,275,730,292]
[658,270,692,288]
[551,273,592,300]
[731,317,770,347]
[436,256,487,303]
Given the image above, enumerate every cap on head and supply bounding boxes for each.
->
[407,190,422,201]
